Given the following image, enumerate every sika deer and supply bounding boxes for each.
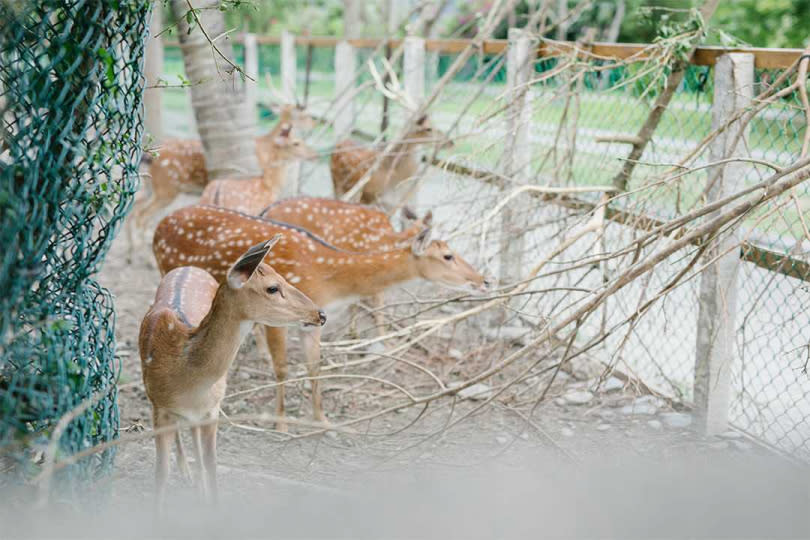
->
[152,205,489,431]
[139,237,325,504]
[331,114,451,204]
[260,197,433,334]
[128,104,314,255]
[198,124,318,215]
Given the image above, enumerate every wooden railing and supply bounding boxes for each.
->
[165,35,805,69]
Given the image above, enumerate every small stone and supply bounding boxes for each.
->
[601,377,624,392]
[647,419,663,430]
[554,397,566,406]
[560,427,575,437]
[457,383,494,401]
[563,390,594,405]
[237,371,251,381]
[324,431,338,440]
[519,432,529,441]
[731,440,753,451]
[495,436,508,445]
[448,348,464,360]
[596,423,611,431]
[365,342,385,355]
[621,403,658,415]
[660,412,692,428]
[596,410,616,420]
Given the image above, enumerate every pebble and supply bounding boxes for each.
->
[596,377,624,393]
[660,412,692,428]
[596,423,611,431]
[237,371,251,381]
[495,436,509,445]
[365,342,385,355]
[563,390,594,405]
[647,419,663,430]
[448,348,464,360]
[457,383,494,401]
[621,395,663,416]
[731,440,753,451]
[519,432,529,441]
[560,427,575,437]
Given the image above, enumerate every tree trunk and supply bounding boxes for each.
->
[170,0,259,180]
[604,0,625,42]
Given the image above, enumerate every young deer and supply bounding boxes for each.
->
[152,205,489,431]
[139,237,325,504]
[331,61,452,204]
[331,114,451,204]
[128,104,314,254]
[260,197,433,334]
[198,124,318,215]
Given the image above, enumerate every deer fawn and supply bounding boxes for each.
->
[152,205,489,431]
[128,104,314,256]
[260,197,433,334]
[139,237,325,504]
[198,123,318,215]
[331,61,452,204]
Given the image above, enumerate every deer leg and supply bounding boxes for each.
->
[190,425,207,499]
[200,411,219,504]
[174,431,193,485]
[153,408,174,510]
[301,326,327,424]
[265,326,289,433]
[372,292,386,338]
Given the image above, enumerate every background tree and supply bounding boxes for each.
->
[170,0,260,180]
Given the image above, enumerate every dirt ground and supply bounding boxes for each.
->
[97,207,778,507]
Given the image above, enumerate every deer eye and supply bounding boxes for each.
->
[267,285,279,294]
[443,254,454,261]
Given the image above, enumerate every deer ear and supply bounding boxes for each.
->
[402,206,418,221]
[422,210,433,227]
[226,235,282,289]
[411,227,433,256]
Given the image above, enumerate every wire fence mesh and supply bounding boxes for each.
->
[0,0,150,487]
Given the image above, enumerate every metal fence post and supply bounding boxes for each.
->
[693,53,753,435]
[280,30,300,195]
[499,28,534,286]
[144,4,163,143]
[334,41,356,141]
[403,35,426,206]
[243,33,258,118]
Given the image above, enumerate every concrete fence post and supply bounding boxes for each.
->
[144,4,163,144]
[334,41,356,141]
[498,28,534,287]
[279,30,300,195]
[243,33,258,119]
[403,35,426,206]
[693,53,753,435]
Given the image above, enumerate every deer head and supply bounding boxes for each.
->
[408,228,491,293]
[263,73,316,132]
[369,59,453,150]
[225,236,326,328]
[256,123,318,169]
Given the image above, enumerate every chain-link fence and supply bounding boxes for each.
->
[159,34,810,461]
[0,0,150,488]
[256,37,810,459]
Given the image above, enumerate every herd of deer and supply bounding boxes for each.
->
[135,87,489,503]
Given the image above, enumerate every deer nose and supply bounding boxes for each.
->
[318,310,327,326]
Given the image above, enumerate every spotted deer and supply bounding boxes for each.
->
[331,61,452,204]
[139,237,325,505]
[128,104,314,255]
[152,205,489,431]
[198,124,318,215]
[260,197,433,334]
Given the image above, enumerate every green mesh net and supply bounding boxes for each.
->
[0,0,150,485]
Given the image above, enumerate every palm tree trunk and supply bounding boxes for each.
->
[170,0,259,180]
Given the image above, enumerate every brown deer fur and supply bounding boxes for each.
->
[198,124,317,215]
[330,115,451,204]
[152,205,487,430]
[140,238,324,503]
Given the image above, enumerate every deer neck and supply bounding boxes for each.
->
[184,290,250,381]
[318,248,418,303]
[260,160,285,193]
